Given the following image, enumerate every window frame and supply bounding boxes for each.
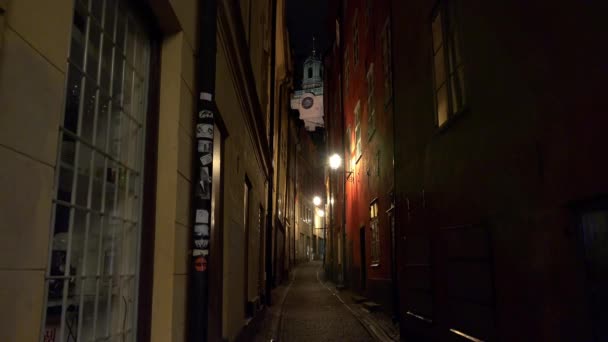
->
[430,1,467,128]
[381,17,393,108]
[354,100,362,162]
[367,63,376,140]
[370,199,380,266]
[41,1,154,341]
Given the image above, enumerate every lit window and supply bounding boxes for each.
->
[354,101,361,161]
[367,64,375,139]
[431,2,466,127]
[370,200,380,265]
[43,0,151,340]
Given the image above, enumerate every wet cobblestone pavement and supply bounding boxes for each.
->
[277,261,374,342]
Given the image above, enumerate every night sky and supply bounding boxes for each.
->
[286,0,330,88]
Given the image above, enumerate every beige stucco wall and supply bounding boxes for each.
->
[0,0,71,340]
[0,0,278,340]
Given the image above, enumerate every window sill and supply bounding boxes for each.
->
[367,127,376,141]
[370,263,380,268]
[434,106,470,135]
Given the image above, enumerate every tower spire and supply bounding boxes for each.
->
[312,35,316,57]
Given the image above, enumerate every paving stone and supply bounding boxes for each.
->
[277,261,374,342]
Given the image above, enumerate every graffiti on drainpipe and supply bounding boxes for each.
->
[190,94,215,341]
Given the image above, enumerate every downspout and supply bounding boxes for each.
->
[388,0,400,320]
[189,0,217,341]
[265,0,278,306]
[339,0,347,288]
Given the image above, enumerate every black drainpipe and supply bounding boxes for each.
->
[189,0,217,340]
[265,0,278,306]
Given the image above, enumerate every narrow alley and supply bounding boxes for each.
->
[1,0,607,341]
[275,261,373,342]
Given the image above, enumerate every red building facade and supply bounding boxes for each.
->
[325,0,397,312]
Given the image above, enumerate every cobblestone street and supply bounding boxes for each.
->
[275,261,374,342]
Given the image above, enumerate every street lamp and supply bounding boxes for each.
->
[317,209,325,217]
[313,196,322,206]
[329,153,342,170]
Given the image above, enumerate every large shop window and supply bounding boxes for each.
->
[42,0,151,341]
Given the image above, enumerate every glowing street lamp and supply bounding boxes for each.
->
[317,209,325,217]
[329,153,342,170]
[313,196,322,206]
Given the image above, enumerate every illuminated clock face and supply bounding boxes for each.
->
[302,96,314,109]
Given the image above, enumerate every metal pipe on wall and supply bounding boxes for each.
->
[265,0,278,306]
[189,0,218,340]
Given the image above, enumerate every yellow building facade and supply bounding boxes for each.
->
[0,0,289,341]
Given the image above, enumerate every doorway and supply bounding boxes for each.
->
[360,226,367,291]
[577,201,608,341]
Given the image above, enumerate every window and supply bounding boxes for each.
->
[367,64,375,139]
[431,2,466,127]
[344,51,350,95]
[353,10,359,66]
[354,100,361,161]
[381,18,393,105]
[370,200,380,265]
[243,178,252,315]
[346,126,352,156]
[43,0,151,340]
[307,67,313,78]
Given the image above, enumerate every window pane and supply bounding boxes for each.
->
[109,107,122,159]
[432,12,443,53]
[436,84,448,126]
[112,47,125,101]
[96,97,111,152]
[76,277,98,341]
[123,66,135,115]
[100,35,114,92]
[86,21,103,81]
[91,0,104,21]
[70,209,89,274]
[80,78,98,143]
[125,18,137,64]
[115,6,127,51]
[74,144,94,207]
[91,158,105,211]
[104,0,117,37]
[64,66,84,134]
[434,46,446,89]
[451,66,466,113]
[70,1,87,68]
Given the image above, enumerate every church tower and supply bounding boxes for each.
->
[291,37,324,131]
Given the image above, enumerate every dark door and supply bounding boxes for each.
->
[360,226,366,291]
[577,204,608,341]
